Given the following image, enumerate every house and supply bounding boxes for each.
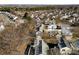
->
[58,37,72,55]
[42,39,49,55]
[61,25,73,41]
[13,16,18,20]
[47,19,57,32]
[0,22,5,32]
[34,36,49,55]
[45,18,50,25]
[31,14,34,18]
[73,13,78,17]
[47,24,56,32]
[39,24,45,32]
[72,39,79,51]
[4,12,18,21]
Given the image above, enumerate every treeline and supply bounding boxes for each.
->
[0,7,11,12]
[0,6,79,12]
[0,6,55,12]
[27,6,55,11]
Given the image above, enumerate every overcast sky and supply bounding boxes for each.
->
[0,0,79,4]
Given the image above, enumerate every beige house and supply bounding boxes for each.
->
[65,34,73,41]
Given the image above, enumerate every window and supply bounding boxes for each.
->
[62,49,65,51]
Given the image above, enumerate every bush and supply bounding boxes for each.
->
[0,7,11,12]
[23,12,32,21]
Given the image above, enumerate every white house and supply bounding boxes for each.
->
[0,24,5,32]
[60,47,72,55]
[47,24,57,32]
[13,16,18,20]
[60,14,70,20]
[39,24,45,32]
[34,35,49,55]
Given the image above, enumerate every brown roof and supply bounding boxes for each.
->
[42,32,58,44]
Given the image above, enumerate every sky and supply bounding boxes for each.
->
[0,0,79,4]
